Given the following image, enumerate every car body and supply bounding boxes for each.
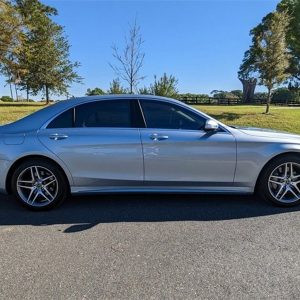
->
[0,95,300,210]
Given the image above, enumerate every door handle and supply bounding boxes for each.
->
[150,133,169,141]
[49,134,69,140]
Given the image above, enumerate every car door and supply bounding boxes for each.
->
[38,99,144,189]
[139,99,236,186]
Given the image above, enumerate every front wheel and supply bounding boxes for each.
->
[258,155,300,207]
[11,159,68,211]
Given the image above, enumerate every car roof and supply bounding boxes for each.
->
[60,94,178,104]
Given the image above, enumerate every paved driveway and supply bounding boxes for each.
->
[0,194,300,299]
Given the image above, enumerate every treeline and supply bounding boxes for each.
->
[85,80,300,105]
[86,73,179,98]
[0,0,80,103]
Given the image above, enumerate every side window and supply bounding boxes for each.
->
[47,108,73,129]
[140,100,206,130]
[74,100,132,128]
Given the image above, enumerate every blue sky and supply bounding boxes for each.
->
[0,0,279,99]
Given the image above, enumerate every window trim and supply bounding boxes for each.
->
[138,99,206,131]
[44,99,141,130]
[137,98,228,133]
[42,97,228,133]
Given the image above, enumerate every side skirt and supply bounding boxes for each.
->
[71,186,253,195]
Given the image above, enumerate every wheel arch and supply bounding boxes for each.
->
[6,155,71,194]
[254,151,300,193]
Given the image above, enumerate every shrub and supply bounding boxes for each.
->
[0,96,13,102]
[272,88,300,103]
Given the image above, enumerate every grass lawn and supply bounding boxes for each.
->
[0,102,46,125]
[195,105,300,135]
[1,102,300,135]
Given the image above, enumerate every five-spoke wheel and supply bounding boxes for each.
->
[259,155,300,206]
[268,162,300,203]
[17,166,59,206]
[12,159,68,210]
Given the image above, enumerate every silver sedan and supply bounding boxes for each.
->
[1,95,300,210]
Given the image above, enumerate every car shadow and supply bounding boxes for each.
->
[0,194,299,233]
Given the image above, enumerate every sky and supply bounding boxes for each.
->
[0,0,280,99]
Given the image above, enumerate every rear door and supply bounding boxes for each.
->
[38,99,144,189]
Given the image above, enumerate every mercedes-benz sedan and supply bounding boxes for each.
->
[1,95,300,210]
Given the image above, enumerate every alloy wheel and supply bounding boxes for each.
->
[16,166,58,207]
[268,162,300,204]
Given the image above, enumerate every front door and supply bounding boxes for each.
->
[139,100,236,186]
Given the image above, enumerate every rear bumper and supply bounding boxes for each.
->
[0,159,11,194]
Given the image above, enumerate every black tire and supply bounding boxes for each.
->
[11,158,69,211]
[257,154,300,207]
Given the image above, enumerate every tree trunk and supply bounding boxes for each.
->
[9,81,14,101]
[14,83,18,101]
[239,78,257,103]
[130,81,133,94]
[45,85,49,105]
[26,85,29,102]
[266,88,272,114]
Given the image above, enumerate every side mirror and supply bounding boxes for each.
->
[204,119,219,131]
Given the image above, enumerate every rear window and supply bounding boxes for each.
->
[47,109,73,129]
[46,100,133,129]
[74,100,131,128]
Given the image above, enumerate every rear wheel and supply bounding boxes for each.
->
[11,159,68,211]
[258,155,300,206]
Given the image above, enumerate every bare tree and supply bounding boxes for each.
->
[109,19,145,94]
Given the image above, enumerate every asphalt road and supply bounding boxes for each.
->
[0,193,300,300]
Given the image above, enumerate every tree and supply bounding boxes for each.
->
[238,48,258,102]
[107,78,127,94]
[86,87,105,96]
[211,90,239,100]
[240,0,300,104]
[149,73,178,98]
[277,0,300,86]
[272,87,300,104]
[239,11,291,113]
[230,90,243,99]
[0,95,13,102]
[0,0,24,100]
[254,92,268,101]
[0,1,22,62]
[256,11,291,113]
[138,86,150,95]
[109,19,145,93]
[0,0,81,103]
[177,93,210,99]
[20,0,81,103]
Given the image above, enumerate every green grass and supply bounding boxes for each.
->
[1,102,300,135]
[0,102,46,125]
[194,105,300,135]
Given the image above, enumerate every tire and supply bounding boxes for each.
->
[11,158,69,211]
[258,154,300,207]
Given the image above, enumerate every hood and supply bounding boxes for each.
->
[234,126,300,141]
